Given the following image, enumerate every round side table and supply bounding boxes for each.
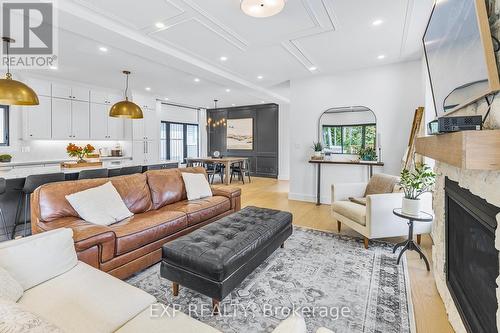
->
[392,208,433,271]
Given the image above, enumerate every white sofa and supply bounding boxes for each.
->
[0,228,333,333]
[331,182,432,248]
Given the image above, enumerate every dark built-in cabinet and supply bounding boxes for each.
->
[207,103,279,178]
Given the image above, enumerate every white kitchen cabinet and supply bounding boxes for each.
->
[25,95,52,139]
[71,100,90,139]
[132,108,158,141]
[90,103,108,139]
[133,140,158,163]
[52,84,89,102]
[90,90,122,105]
[51,98,72,139]
[52,98,90,139]
[90,103,124,140]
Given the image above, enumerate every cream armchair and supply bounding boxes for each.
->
[331,182,432,249]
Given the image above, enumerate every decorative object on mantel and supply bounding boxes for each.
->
[398,164,436,216]
[0,37,39,106]
[402,107,424,171]
[0,154,12,163]
[415,129,500,170]
[109,70,143,119]
[311,141,323,159]
[66,143,95,164]
[357,146,377,162]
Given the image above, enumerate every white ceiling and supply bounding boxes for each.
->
[13,0,434,108]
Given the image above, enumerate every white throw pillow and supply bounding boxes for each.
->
[0,228,77,291]
[0,266,23,302]
[181,173,212,201]
[65,182,133,226]
[0,299,64,333]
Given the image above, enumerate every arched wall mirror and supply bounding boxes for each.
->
[318,106,377,155]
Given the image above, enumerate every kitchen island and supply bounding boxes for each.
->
[0,159,179,241]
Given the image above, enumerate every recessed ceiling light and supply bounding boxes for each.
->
[377,54,386,60]
[257,75,264,80]
[220,56,228,61]
[309,66,317,71]
[98,46,108,52]
[49,66,58,70]
[261,101,265,104]
[241,0,286,18]
[232,103,236,106]
[145,87,151,91]
[194,78,200,83]
[225,88,231,92]
[155,22,165,29]
[164,97,169,101]
[372,19,384,26]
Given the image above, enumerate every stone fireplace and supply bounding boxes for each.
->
[432,162,500,333]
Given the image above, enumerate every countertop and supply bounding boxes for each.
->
[0,159,179,180]
[0,156,132,168]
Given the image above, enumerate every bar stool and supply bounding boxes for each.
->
[120,166,143,176]
[12,173,65,238]
[78,168,108,180]
[0,178,8,238]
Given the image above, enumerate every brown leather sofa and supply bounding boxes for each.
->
[31,167,241,279]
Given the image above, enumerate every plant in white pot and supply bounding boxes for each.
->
[312,142,323,158]
[399,164,436,216]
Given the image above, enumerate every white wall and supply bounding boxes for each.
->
[278,102,290,180]
[289,61,425,204]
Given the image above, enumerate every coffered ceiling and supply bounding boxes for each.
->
[17,0,434,107]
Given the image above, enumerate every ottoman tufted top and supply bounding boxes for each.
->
[162,206,292,281]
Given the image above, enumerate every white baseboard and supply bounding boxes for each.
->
[278,174,290,180]
[288,192,330,205]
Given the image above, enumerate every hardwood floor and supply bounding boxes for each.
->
[216,176,454,333]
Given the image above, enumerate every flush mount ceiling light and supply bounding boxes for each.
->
[0,37,39,105]
[99,46,108,52]
[109,70,143,119]
[241,0,286,18]
[372,19,384,26]
[377,54,386,59]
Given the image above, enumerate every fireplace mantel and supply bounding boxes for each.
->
[415,130,500,170]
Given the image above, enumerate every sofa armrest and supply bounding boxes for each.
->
[35,219,116,263]
[331,183,367,202]
[271,315,307,333]
[211,186,241,211]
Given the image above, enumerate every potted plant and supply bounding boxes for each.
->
[0,154,12,163]
[399,164,436,216]
[312,142,323,158]
[66,143,95,163]
[357,146,377,161]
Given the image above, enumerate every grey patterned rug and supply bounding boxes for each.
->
[127,227,414,333]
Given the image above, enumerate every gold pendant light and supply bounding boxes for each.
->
[109,70,143,119]
[0,37,39,106]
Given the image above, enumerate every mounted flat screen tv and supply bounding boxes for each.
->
[423,0,500,117]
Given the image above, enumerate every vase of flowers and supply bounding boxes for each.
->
[312,142,323,158]
[66,143,95,163]
[399,164,436,216]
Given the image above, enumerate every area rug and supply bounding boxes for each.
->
[127,227,414,333]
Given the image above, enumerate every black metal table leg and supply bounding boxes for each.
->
[316,163,321,206]
[393,240,407,254]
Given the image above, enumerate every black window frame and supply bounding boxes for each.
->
[322,123,376,154]
[161,121,199,163]
[0,105,9,146]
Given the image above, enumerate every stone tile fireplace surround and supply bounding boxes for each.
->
[432,162,500,333]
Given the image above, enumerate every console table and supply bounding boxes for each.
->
[308,160,384,205]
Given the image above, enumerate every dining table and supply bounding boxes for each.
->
[186,157,248,185]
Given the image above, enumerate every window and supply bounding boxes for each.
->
[322,123,375,154]
[160,121,199,162]
[0,105,9,146]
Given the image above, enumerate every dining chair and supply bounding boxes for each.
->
[205,162,224,184]
[230,160,251,184]
[12,172,65,238]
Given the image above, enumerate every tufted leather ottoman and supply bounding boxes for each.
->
[160,206,293,313]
